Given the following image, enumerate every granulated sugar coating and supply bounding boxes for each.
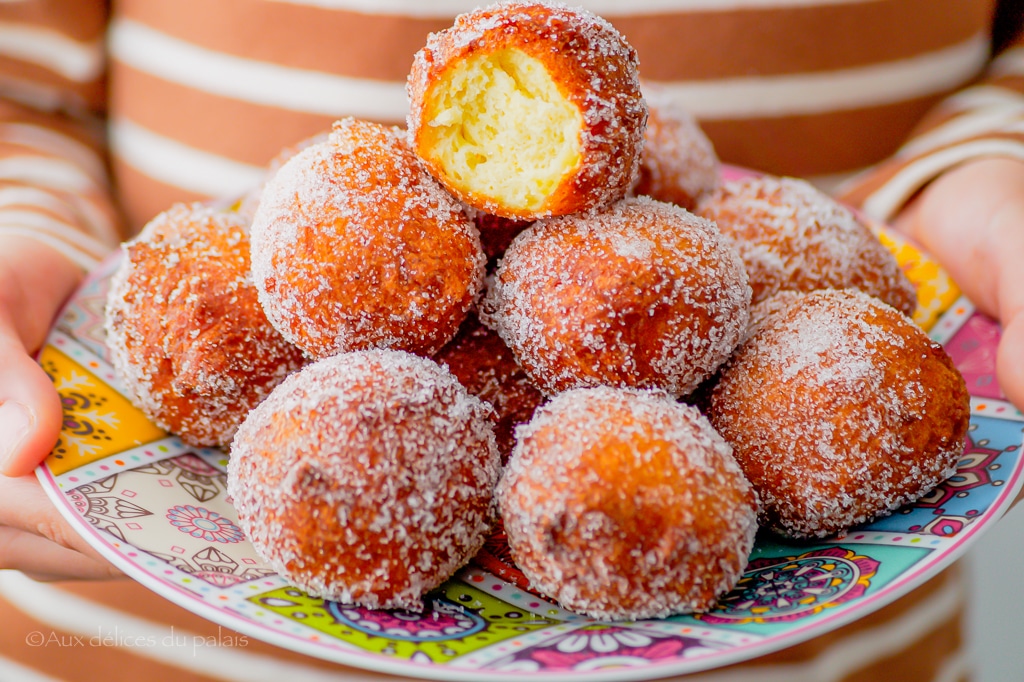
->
[497,386,759,620]
[227,349,501,611]
[708,289,970,539]
[105,203,306,447]
[481,196,751,397]
[741,289,805,345]
[631,84,720,211]
[697,175,918,317]
[407,1,646,220]
[249,117,485,360]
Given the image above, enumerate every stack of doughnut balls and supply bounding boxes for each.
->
[104,1,969,620]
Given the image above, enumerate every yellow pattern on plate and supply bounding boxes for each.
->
[39,344,166,475]
[873,225,960,331]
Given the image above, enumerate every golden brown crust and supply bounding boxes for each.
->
[227,350,501,611]
[481,196,751,398]
[498,386,758,620]
[707,289,970,539]
[631,84,720,211]
[250,118,485,359]
[407,1,646,219]
[434,314,545,462]
[697,175,918,316]
[104,203,306,447]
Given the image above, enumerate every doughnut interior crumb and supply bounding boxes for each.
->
[422,48,582,212]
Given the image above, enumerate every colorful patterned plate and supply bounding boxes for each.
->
[35,201,1024,680]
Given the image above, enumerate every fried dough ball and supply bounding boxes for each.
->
[498,386,759,620]
[481,196,751,397]
[631,85,720,211]
[707,289,970,539]
[227,349,501,611]
[435,314,545,462]
[105,203,306,447]
[697,175,917,316]
[742,289,805,344]
[250,117,485,360]
[407,1,646,220]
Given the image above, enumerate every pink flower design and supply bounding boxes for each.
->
[166,505,244,543]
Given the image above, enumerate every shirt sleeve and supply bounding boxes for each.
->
[837,28,1024,221]
[0,0,121,271]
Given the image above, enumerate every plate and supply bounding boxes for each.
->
[35,208,1024,681]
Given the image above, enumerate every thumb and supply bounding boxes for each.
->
[0,331,64,478]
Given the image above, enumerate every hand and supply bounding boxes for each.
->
[0,238,74,478]
[892,157,1024,410]
[0,475,123,579]
[0,234,122,579]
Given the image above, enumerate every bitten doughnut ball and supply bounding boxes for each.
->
[697,175,917,316]
[407,1,646,220]
[481,196,751,397]
[707,289,970,539]
[105,203,305,447]
[498,386,759,620]
[228,349,502,611]
[250,117,485,359]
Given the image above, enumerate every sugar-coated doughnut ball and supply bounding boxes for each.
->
[498,386,759,620]
[435,314,545,462]
[697,175,917,316]
[481,196,751,397]
[407,1,646,220]
[227,349,501,611]
[250,117,485,360]
[742,289,806,344]
[631,85,720,211]
[707,289,970,539]
[105,203,305,447]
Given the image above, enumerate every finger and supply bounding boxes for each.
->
[0,527,123,580]
[0,476,119,573]
[899,158,1024,321]
[991,197,1024,413]
[997,313,1024,414]
[0,330,65,477]
[989,188,1024,317]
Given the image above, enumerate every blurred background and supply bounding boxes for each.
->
[968,501,1024,681]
